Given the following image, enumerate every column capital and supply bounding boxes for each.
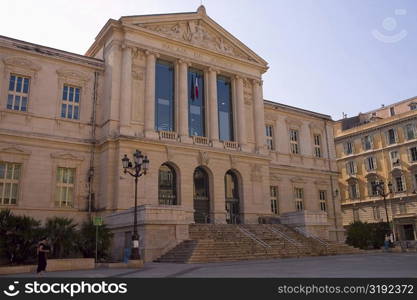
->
[251,78,263,86]
[208,67,219,74]
[234,74,243,81]
[145,50,160,58]
[177,58,191,66]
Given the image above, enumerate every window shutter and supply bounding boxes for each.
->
[344,142,348,154]
[370,136,374,149]
[373,156,377,170]
[367,181,372,196]
[346,162,350,175]
[408,148,412,162]
[361,138,365,151]
[402,175,407,191]
[353,161,358,174]
[394,129,398,143]
[356,184,360,198]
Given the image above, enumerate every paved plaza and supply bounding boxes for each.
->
[2,253,417,278]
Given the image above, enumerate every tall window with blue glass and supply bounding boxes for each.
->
[188,68,205,137]
[217,76,234,141]
[155,60,175,132]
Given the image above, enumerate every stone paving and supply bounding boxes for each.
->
[2,253,417,278]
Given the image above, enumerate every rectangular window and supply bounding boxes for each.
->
[294,187,304,211]
[265,125,274,150]
[404,124,416,140]
[55,167,75,207]
[387,128,397,145]
[410,103,417,111]
[394,176,405,193]
[217,76,234,141]
[314,134,322,158]
[390,107,395,116]
[344,141,353,155]
[0,162,21,205]
[188,68,205,137]
[346,160,357,175]
[61,85,81,120]
[349,183,359,199]
[289,129,300,154]
[369,180,379,196]
[409,147,417,162]
[155,60,175,132]
[365,156,377,171]
[270,186,278,214]
[390,151,400,167]
[362,135,373,150]
[7,74,30,112]
[319,190,327,211]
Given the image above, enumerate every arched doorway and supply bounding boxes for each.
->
[225,170,240,224]
[158,163,177,205]
[193,167,210,223]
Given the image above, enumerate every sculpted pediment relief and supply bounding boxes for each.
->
[56,68,90,82]
[51,152,85,161]
[3,56,41,72]
[0,145,31,156]
[131,16,264,65]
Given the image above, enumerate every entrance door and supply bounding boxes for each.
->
[193,167,210,223]
[403,224,415,240]
[225,170,240,224]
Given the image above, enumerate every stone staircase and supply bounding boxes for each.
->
[155,224,363,263]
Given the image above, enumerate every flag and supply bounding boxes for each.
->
[194,75,199,99]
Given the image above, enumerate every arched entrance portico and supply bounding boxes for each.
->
[225,169,240,224]
[193,167,210,223]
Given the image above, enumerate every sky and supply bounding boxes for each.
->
[1,0,416,120]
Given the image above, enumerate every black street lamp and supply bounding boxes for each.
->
[121,149,149,260]
[375,180,393,234]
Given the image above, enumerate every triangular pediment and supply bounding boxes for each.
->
[120,6,267,67]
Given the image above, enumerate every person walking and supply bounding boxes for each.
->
[36,237,50,275]
[384,235,390,252]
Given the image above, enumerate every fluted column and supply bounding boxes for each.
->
[178,60,192,143]
[208,68,221,147]
[235,75,247,151]
[144,51,158,139]
[253,79,266,154]
[119,44,132,134]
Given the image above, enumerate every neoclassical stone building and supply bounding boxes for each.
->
[0,6,343,261]
[334,97,417,242]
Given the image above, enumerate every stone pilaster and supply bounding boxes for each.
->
[208,67,221,148]
[119,44,132,135]
[144,51,158,139]
[178,59,192,143]
[252,79,266,154]
[235,75,248,151]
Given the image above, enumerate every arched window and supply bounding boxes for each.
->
[193,167,210,223]
[158,164,177,205]
[225,170,240,224]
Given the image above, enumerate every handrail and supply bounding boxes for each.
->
[294,226,329,246]
[237,226,271,248]
[269,225,303,247]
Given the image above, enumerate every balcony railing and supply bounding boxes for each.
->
[223,141,239,150]
[192,136,210,146]
[158,130,178,141]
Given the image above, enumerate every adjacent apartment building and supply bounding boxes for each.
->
[0,6,344,261]
[334,97,417,241]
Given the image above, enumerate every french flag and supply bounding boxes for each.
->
[192,75,199,100]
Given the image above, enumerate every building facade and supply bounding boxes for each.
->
[0,6,343,261]
[334,97,417,242]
